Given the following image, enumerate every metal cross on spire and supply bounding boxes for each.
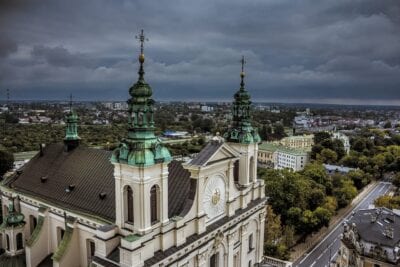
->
[240,55,246,73]
[135,29,149,55]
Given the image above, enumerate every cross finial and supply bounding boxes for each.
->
[240,55,246,73]
[135,29,149,55]
[240,56,246,88]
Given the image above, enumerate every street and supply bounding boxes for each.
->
[294,181,393,267]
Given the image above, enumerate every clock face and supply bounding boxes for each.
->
[203,176,226,221]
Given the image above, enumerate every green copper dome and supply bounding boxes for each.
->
[112,30,171,167]
[1,203,25,229]
[224,57,260,144]
[129,55,153,100]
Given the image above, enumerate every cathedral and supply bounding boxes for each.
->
[0,31,267,267]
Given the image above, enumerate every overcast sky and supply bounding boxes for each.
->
[1,0,399,105]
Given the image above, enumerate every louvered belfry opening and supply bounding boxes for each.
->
[150,185,159,224]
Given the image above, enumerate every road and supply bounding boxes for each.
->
[294,181,392,267]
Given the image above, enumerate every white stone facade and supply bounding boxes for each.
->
[275,151,309,171]
[0,139,267,267]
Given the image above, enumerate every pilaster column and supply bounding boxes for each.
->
[227,231,236,267]
[258,210,266,263]
[240,222,249,267]
[197,251,208,267]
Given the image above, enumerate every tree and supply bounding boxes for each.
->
[311,144,323,160]
[322,196,338,214]
[314,132,331,144]
[372,153,386,178]
[286,207,302,230]
[392,173,400,188]
[352,138,367,153]
[300,210,319,234]
[302,163,329,189]
[273,123,286,139]
[332,139,346,161]
[265,206,282,244]
[313,207,332,228]
[318,148,338,164]
[332,175,357,208]
[0,149,14,177]
[347,169,370,190]
[283,225,295,248]
[383,121,392,129]
[308,188,326,210]
[260,125,272,141]
[374,195,400,209]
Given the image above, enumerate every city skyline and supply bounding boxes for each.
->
[1,0,400,105]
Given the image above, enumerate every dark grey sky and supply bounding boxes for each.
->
[1,0,399,105]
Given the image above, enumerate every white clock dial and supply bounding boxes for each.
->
[203,176,226,221]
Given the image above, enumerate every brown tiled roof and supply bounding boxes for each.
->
[9,143,116,221]
[8,143,195,222]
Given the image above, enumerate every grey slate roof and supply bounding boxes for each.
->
[349,208,400,247]
[189,140,224,166]
[168,161,196,218]
[7,143,195,222]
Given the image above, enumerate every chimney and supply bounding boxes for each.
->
[371,213,377,223]
[385,227,394,239]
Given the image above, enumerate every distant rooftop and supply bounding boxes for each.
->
[258,142,308,155]
[324,164,356,173]
[347,207,400,248]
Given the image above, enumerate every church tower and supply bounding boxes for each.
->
[224,56,260,186]
[111,30,172,234]
[0,202,26,257]
[63,95,80,152]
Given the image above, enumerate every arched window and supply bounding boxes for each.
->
[30,215,38,234]
[125,186,134,224]
[233,160,239,184]
[86,239,95,265]
[57,227,65,246]
[150,185,160,224]
[6,234,10,250]
[249,156,254,181]
[16,233,23,250]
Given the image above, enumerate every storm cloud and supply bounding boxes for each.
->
[0,0,399,105]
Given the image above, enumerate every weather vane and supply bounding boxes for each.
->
[135,29,149,55]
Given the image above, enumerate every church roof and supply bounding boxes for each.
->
[6,143,194,222]
[0,253,26,267]
[189,140,224,166]
[7,143,116,221]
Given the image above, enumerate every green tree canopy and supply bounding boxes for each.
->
[0,149,14,176]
